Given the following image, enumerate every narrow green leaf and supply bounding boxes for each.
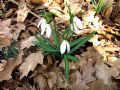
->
[34,35,56,50]
[70,37,84,47]
[64,55,69,81]
[33,41,53,50]
[69,31,96,54]
[33,41,61,58]
[41,35,56,48]
[51,22,60,48]
[67,54,79,61]
[44,49,60,52]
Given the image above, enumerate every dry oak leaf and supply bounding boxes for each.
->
[11,23,26,41]
[0,60,7,71]
[0,53,23,81]
[0,19,26,48]
[34,74,47,90]
[69,60,96,90]
[95,60,112,85]
[16,4,29,22]
[82,60,96,83]
[70,70,89,90]
[47,72,57,89]
[19,51,44,79]
[20,36,36,50]
[0,19,12,47]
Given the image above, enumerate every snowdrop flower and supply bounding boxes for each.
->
[37,18,52,38]
[71,16,83,34]
[60,40,70,54]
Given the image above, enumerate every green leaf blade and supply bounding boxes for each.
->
[64,55,69,81]
[67,54,79,61]
[69,31,96,54]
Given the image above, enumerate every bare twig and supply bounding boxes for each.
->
[9,0,41,19]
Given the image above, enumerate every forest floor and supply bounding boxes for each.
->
[0,0,120,90]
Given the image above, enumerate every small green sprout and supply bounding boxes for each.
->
[3,42,19,59]
[92,0,113,14]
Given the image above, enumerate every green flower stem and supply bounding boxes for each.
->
[64,54,69,81]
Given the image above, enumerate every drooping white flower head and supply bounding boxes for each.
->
[45,24,52,38]
[73,16,83,29]
[71,16,83,34]
[37,18,52,38]
[60,40,70,54]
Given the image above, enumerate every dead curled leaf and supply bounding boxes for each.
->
[82,60,96,83]
[20,36,37,50]
[69,60,96,90]
[0,19,26,48]
[34,74,47,90]
[11,23,26,41]
[0,53,23,81]
[70,70,89,90]
[0,19,12,47]
[47,72,57,89]
[0,60,7,71]
[95,60,112,85]
[16,4,29,22]
[19,51,44,79]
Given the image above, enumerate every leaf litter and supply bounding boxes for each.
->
[0,0,120,90]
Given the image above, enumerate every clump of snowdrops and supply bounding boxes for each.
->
[33,8,96,81]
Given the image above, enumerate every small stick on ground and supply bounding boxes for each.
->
[9,0,41,19]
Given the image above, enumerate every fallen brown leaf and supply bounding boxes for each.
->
[70,70,89,90]
[0,19,12,47]
[16,4,29,22]
[47,72,57,89]
[34,74,47,90]
[19,51,44,78]
[0,60,7,71]
[95,60,112,85]
[0,19,26,48]
[0,53,23,81]
[20,36,37,50]
[82,60,96,83]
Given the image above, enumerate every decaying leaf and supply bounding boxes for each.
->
[82,60,96,83]
[11,23,26,41]
[16,4,29,22]
[47,72,57,89]
[103,0,114,18]
[28,0,50,4]
[0,60,7,71]
[0,19,26,48]
[0,19,12,47]
[95,60,112,85]
[20,36,37,50]
[70,70,89,90]
[0,53,23,81]
[19,51,44,78]
[34,74,46,90]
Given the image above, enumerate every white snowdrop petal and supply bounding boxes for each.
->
[40,26,46,35]
[60,40,67,54]
[37,19,42,28]
[73,23,79,33]
[66,41,70,53]
[46,24,52,38]
[73,16,83,29]
[38,19,46,28]
[41,20,47,31]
